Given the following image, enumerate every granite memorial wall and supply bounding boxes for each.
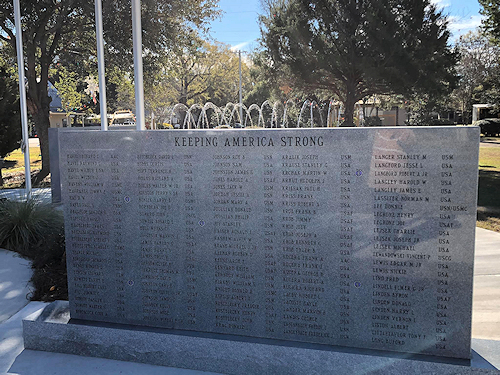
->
[59,127,479,359]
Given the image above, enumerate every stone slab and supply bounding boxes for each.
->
[23,301,499,375]
[49,127,135,203]
[57,127,479,358]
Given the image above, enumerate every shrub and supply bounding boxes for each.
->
[0,198,64,258]
[429,118,456,126]
[476,118,500,137]
[363,116,383,127]
[29,231,67,301]
[0,198,68,301]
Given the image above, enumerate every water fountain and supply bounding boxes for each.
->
[161,100,342,129]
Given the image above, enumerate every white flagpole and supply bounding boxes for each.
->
[131,0,145,130]
[95,0,108,131]
[13,0,32,199]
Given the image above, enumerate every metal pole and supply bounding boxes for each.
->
[13,0,32,199]
[132,0,145,130]
[310,102,313,128]
[95,0,108,130]
[238,50,243,125]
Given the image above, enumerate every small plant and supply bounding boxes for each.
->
[0,197,63,258]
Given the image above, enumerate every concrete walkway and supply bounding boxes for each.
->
[0,250,32,324]
[0,228,499,374]
[0,188,52,204]
[472,228,500,340]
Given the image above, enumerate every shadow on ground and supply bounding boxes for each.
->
[478,170,500,208]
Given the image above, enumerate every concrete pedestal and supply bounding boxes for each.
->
[23,301,499,375]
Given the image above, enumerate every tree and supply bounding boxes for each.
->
[0,67,21,186]
[259,0,457,126]
[478,0,500,115]
[53,65,83,112]
[155,41,250,107]
[106,67,135,112]
[244,50,277,105]
[480,0,500,44]
[451,31,500,123]
[474,67,500,113]
[0,0,219,185]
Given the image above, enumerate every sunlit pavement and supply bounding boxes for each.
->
[472,228,500,341]
[0,250,32,324]
[0,188,52,204]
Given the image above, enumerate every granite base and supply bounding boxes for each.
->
[23,301,499,375]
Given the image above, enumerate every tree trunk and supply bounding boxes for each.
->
[25,48,52,187]
[342,82,357,127]
[31,109,51,186]
[179,77,188,105]
[28,86,52,186]
[0,158,4,187]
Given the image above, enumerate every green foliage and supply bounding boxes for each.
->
[0,198,64,259]
[480,0,500,44]
[474,65,500,112]
[29,231,67,302]
[107,67,135,112]
[152,41,250,108]
[363,116,383,127]
[260,0,457,126]
[0,67,21,158]
[53,65,83,111]
[450,31,500,123]
[0,0,220,182]
[0,197,68,301]
[0,63,21,186]
[476,118,500,137]
[243,50,279,105]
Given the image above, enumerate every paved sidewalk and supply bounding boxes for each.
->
[472,228,500,340]
[0,250,32,324]
[0,188,52,204]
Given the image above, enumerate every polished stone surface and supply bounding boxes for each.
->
[23,301,499,374]
[58,127,479,358]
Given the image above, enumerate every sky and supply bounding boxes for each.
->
[208,0,485,52]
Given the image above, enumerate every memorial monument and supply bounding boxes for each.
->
[24,126,495,374]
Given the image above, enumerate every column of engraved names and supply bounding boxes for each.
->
[262,153,279,336]
[212,152,257,334]
[280,152,329,342]
[338,154,354,340]
[66,152,109,318]
[109,153,126,319]
[136,154,180,326]
[182,154,198,326]
[371,152,430,349]
[435,153,459,351]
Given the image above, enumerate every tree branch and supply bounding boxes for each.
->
[34,5,58,44]
[0,23,15,46]
[45,0,75,35]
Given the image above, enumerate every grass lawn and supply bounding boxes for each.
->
[0,145,43,188]
[477,137,500,232]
